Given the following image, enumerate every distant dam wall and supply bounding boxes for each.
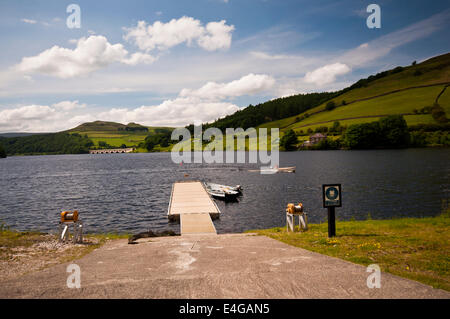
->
[89,148,134,154]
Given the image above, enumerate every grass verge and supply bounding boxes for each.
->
[248,210,450,291]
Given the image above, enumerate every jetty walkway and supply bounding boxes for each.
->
[168,181,219,235]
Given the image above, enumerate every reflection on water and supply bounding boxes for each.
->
[0,149,449,234]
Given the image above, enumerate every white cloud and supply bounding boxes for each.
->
[304,63,351,86]
[180,73,275,100]
[0,104,58,132]
[97,73,274,126]
[197,20,234,51]
[15,35,155,78]
[250,51,293,60]
[121,52,157,65]
[0,100,91,132]
[21,18,37,24]
[123,16,234,52]
[0,73,274,132]
[52,100,86,111]
[98,98,239,127]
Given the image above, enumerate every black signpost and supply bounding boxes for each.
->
[322,184,342,238]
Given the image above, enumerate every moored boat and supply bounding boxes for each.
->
[204,182,241,201]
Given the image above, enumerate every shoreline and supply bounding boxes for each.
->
[2,144,450,157]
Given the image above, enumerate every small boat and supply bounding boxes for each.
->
[248,166,296,173]
[204,182,241,201]
[277,166,296,173]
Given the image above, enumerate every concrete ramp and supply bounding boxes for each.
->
[180,213,217,235]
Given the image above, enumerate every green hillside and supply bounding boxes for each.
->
[68,121,173,149]
[259,53,450,133]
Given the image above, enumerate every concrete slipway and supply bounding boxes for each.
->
[0,233,448,298]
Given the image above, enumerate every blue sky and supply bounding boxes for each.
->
[0,0,449,132]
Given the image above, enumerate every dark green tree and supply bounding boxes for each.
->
[280,129,298,151]
[326,101,336,111]
[0,144,6,158]
[98,141,108,148]
[431,104,448,123]
[330,121,341,132]
[378,115,410,147]
[344,122,381,149]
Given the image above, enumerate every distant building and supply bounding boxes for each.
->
[309,133,327,145]
[301,140,311,148]
[301,133,327,148]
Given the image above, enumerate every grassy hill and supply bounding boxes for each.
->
[259,53,450,134]
[68,121,173,149]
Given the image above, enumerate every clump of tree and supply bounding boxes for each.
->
[330,121,341,133]
[413,106,432,114]
[410,130,450,147]
[144,128,174,151]
[431,103,449,123]
[0,144,6,158]
[120,122,149,132]
[326,101,336,111]
[344,115,410,149]
[280,129,298,151]
[344,122,382,149]
[97,141,112,149]
[0,133,93,155]
[378,115,411,147]
[408,123,450,132]
[312,138,341,150]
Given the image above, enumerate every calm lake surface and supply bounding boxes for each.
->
[0,149,449,234]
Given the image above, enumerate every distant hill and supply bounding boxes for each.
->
[0,132,43,138]
[68,120,174,149]
[69,120,148,132]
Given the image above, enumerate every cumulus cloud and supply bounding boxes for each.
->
[123,16,234,52]
[15,35,155,78]
[180,73,275,100]
[0,100,91,132]
[98,98,240,127]
[98,73,274,126]
[304,63,351,86]
[92,73,274,126]
[0,73,274,132]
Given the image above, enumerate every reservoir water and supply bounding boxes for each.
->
[0,149,449,234]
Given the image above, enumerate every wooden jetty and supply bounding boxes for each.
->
[168,181,220,235]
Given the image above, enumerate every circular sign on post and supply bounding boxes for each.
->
[322,184,342,208]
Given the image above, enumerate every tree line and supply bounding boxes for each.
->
[281,115,447,150]
[0,133,94,155]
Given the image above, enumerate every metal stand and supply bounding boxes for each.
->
[286,212,308,232]
[327,207,336,237]
[58,220,83,244]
